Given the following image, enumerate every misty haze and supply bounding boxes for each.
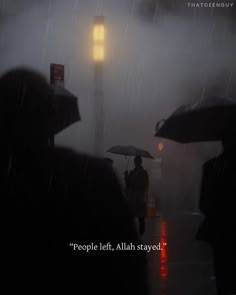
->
[1,1,236,294]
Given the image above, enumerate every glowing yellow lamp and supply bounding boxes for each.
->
[93,24,105,42]
[93,16,105,62]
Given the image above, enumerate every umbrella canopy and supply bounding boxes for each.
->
[50,85,80,135]
[107,145,154,159]
[0,68,81,142]
[155,96,236,143]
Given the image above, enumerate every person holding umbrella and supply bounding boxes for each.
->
[0,68,149,294]
[155,96,236,295]
[197,125,236,295]
[125,156,149,235]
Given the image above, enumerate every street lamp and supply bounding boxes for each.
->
[93,16,105,157]
[93,16,105,63]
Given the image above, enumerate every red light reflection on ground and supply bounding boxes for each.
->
[160,220,168,283]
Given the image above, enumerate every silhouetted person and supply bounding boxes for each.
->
[197,128,236,295]
[125,156,149,235]
[0,68,149,294]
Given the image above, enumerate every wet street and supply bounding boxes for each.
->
[142,213,216,295]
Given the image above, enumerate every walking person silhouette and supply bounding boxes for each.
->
[125,156,149,235]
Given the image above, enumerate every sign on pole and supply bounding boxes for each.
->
[50,63,64,88]
[49,63,65,146]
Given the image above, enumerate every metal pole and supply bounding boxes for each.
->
[94,63,104,157]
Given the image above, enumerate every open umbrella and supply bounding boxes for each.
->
[155,96,236,143]
[107,145,153,170]
[50,85,80,135]
[107,145,154,159]
[0,68,81,142]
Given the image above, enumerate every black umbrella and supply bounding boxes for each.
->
[0,68,81,139]
[107,145,154,159]
[155,96,236,143]
[107,145,153,171]
[50,85,81,135]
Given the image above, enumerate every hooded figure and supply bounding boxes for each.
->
[197,123,236,295]
[0,68,149,294]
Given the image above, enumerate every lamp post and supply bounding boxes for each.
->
[93,16,105,157]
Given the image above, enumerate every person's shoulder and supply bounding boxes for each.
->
[51,146,102,165]
[203,158,216,168]
[203,155,224,172]
[50,146,113,175]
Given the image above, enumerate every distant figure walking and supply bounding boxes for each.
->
[125,156,149,235]
[197,128,236,295]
